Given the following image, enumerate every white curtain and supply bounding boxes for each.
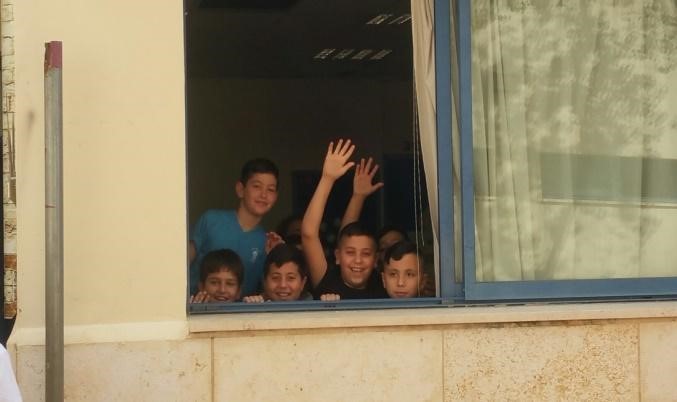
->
[411,0,440,288]
[472,0,677,281]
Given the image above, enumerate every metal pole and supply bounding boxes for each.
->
[44,41,64,402]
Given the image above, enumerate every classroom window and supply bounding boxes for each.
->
[185,0,443,312]
[185,0,677,312]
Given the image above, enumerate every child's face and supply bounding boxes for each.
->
[381,253,422,298]
[199,268,241,302]
[335,235,377,289]
[263,261,307,301]
[236,173,278,218]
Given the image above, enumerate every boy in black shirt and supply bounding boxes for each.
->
[301,139,387,300]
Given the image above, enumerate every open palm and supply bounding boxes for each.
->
[322,139,356,180]
[353,157,384,196]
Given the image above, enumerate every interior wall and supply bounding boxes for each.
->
[186,77,414,231]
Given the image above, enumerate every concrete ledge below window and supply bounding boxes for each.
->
[188,300,677,334]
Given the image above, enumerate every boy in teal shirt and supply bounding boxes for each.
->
[189,158,280,296]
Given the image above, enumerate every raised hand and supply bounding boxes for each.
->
[189,290,211,304]
[322,139,356,181]
[265,231,284,254]
[353,157,384,197]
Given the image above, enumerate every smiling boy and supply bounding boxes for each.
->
[189,158,279,296]
[381,240,426,299]
[301,140,387,299]
[190,249,243,303]
[243,243,312,302]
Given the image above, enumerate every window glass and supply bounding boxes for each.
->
[471,0,677,281]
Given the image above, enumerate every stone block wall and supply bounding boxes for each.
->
[11,317,677,401]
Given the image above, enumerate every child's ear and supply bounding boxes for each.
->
[198,282,205,292]
[381,271,386,288]
[235,181,245,199]
[334,248,340,265]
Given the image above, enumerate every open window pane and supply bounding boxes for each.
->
[185,0,439,308]
[471,0,677,282]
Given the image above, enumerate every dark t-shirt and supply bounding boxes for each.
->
[313,266,388,300]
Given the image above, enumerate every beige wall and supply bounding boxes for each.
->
[13,0,187,333]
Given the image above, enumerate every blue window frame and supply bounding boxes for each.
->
[434,0,460,301]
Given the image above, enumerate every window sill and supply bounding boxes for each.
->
[188,299,677,334]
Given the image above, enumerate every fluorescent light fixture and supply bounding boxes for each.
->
[370,49,392,60]
[366,14,393,25]
[333,49,355,60]
[351,49,374,60]
[388,14,411,24]
[313,48,336,59]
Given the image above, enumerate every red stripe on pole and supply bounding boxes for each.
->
[44,41,62,72]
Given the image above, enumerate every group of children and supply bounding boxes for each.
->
[189,139,429,304]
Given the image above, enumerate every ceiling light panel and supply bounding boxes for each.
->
[333,49,355,60]
[370,49,392,60]
[351,49,374,60]
[366,14,393,25]
[313,48,336,60]
[388,14,412,24]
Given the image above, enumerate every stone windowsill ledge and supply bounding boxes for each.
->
[188,300,677,334]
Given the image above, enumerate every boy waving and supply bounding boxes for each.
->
[301,140,386,299]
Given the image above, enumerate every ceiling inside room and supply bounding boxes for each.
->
[184,0,413,80]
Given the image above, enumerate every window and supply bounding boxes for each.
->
[185,0,439,312]
[458,0,677,300]
[187,0,677,313]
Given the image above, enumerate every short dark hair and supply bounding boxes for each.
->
[264,243,307,278]
[383,240,419,266]
[377,225,409,243]
[338,221,376,248]
[239,158,279,184]
[199,249,244,285]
